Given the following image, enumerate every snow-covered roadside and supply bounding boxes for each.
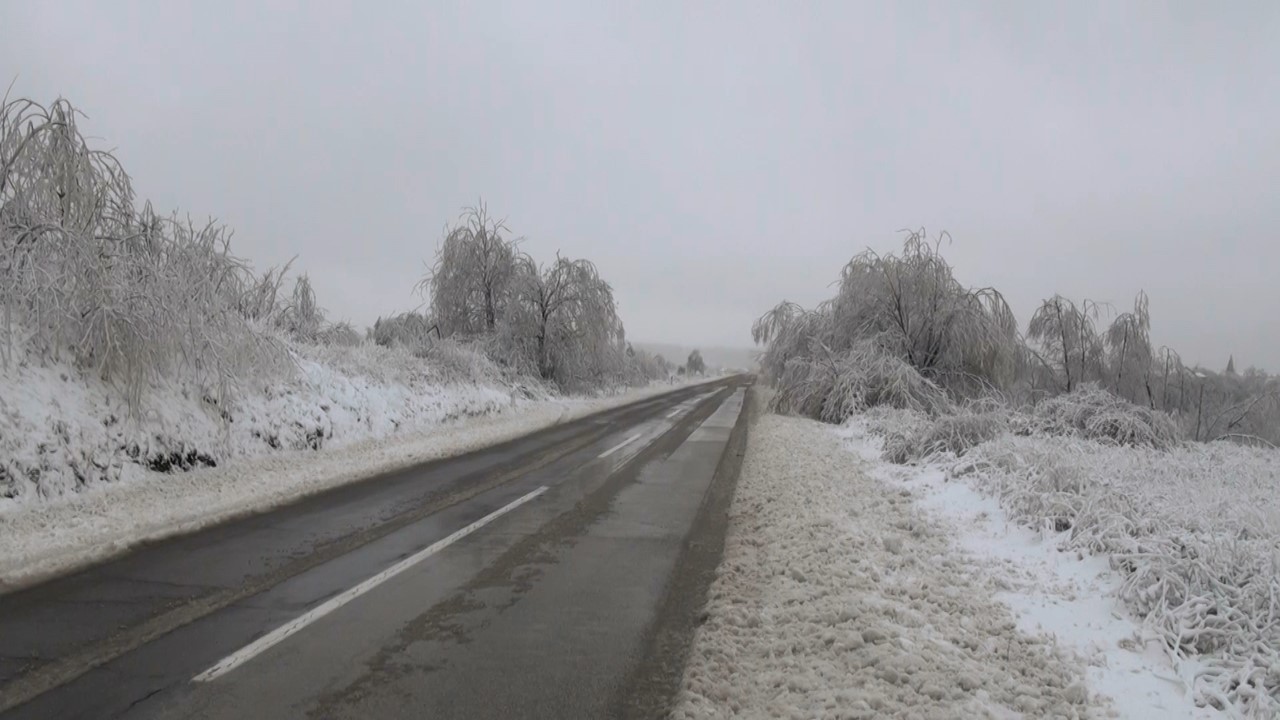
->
[838,421,1224,719]
[0,375,718,590]
[673,413,1098,719]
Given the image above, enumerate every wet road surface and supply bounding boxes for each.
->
[0,378,750,719]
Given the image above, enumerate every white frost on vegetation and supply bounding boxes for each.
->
[0,339,713,588]
[0,339,519,502]
[851,405,1278,718]
[673,413,1098,720]
[842,417,1226,719]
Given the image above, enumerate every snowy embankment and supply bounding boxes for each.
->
[0,339,715,589]
[673,413,1101,719]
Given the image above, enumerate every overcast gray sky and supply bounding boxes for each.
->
[4,1,1278,369]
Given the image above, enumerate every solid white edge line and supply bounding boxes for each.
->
[598,433,641,458]
[192,485,548,683]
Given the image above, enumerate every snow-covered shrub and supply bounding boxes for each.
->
[369,311,437,349]
[414,337,512,387]
[275,274,324,342]
[1030,384,1180,449]
[770,339,951,423]
[621,347,671,386]
[951,436,1280,715]
[314,322,362,347]
[879,409,1008,464]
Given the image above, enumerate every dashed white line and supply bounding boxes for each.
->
[192,485,548,683]
[665,407,683,418]
[598,433,641,458]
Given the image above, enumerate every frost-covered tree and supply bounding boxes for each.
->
[687,349,706,375]
[751,231,1015,422]
[419,204,522,337]
[0,94,290,407]
[1105,291,1154,406]
[829,231,1019,393]
[277,274,324,342]
[622,347,671,384]
[498,254,624,387]
[1027,295,1106,393]
[1154,346,1185,412]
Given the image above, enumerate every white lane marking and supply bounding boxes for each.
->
[665,407,683,418]
[598,433,641,458]
[192,486,548,683]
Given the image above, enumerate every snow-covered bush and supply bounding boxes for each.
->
[879,409,1008,464]
[951,436,1280,715]
[413,337,515,387]
[369,311,437,349]
[275,274,324,342]
[1030,384,1180,449]
[769,339,951,423]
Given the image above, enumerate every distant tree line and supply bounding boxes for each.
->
[378,204,673,391]
[753,229,1280,445]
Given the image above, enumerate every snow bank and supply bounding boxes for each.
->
[0,337,717,588]
[849,407,1279,718]
[673,414,1097,719]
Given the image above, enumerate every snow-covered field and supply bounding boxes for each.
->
[0,338,715,589]
[674,412,1238,719]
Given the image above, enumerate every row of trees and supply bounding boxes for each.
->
[753,230,1279,444]
[1025,292,1279,443]
[369,203,683,391]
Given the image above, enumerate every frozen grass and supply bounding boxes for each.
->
[0,371,714,589]
[673,413,1097,719]
[852,406,1280,717]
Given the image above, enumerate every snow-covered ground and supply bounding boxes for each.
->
[674,412,1229,719]
[0,337,716,589]
[675,413,1099,719]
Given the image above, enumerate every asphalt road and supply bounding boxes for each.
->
[0,377,751,719]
